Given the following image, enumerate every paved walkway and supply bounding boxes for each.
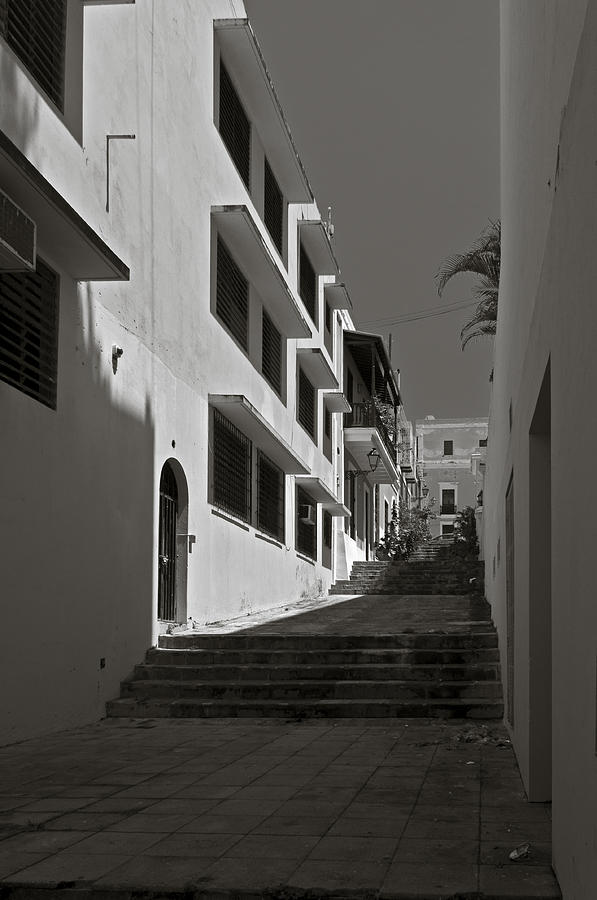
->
[0,716,559,898]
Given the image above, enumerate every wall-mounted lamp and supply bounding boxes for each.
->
[347,448,383,478]
[112,344,123,373]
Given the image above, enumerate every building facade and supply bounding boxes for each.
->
[485,2,597,895]
[416,417,488,537]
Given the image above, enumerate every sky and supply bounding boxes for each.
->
[243,0,500,422]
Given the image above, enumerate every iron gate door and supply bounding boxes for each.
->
[158,464,178,621]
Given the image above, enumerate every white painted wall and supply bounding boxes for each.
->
[487,2,597,895]
[0,0,347,744]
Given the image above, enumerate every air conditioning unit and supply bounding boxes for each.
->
[299,504,316,525]
[0,190,36,272]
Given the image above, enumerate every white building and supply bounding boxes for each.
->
[485,2,597,895]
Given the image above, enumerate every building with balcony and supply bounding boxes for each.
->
[416,416,488,538]
[0,0,353,744]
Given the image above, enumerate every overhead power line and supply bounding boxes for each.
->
[357,298,479,329]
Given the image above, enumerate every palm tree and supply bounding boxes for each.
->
[436,220,500,349]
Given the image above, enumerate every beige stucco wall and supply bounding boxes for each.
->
[487,2,597,895]
[0,1,347,744]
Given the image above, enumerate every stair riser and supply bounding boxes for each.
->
[122,681,504,702]
[158,634,498,651]
[135,664,502,683]
[107,699,504,720]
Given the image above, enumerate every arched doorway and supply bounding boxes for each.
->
[158,460,188,623]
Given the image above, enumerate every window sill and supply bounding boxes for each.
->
[210,506,250,532]
[296,551,316,566]
[255,531,284,549]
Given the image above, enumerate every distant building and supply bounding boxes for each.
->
[416,417,488,537]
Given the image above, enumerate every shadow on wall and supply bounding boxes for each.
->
[0,47,40,153]
[0,275,156,745]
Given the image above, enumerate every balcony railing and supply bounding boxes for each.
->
[345,402,396,460]
[440,504,457,516]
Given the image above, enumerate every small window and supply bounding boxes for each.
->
[299,242,317,324]
[442,524,455,536]
[479,438,488,447]
[323,510,332,548]
[216,236,248,350]
[1,0,67,111]
[297,367,316,440]
[212,408,252,522]
[262,309,282,396]
[257,451,284,542]
[441,489,456,515]
[264,157,283,254]
[219,60,251,189]
[443,440,453,456]
[0,257,59,409]
[296,485,317,559]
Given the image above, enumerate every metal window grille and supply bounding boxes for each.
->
[264,157,283,254]
[324,407,331,438]
[257,451,284,542]
[0,257,59,408]
[299,242,316,323]
[346,368,353,405]
[212,408,251,522]
[296,485,316,559]
[216,236,248,350]
[325,300,331,332]
[262,308,282,396]
[219,60,251,189]
[158,463,178,622]
[297,366,315,439]
[0,0,66,111]
[443,440,453,455]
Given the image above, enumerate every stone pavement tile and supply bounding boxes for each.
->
[145,831,243,857]
[411,803,479,824]
[342,801,414,819]
[230,783,300,801]
[225,833,320,859]
[253,815,336,836]
[16,798,94,814]
[380,861,478,899]
[481,821,552,842]
[82,797,155,813]
[481,841,553,866]
[206,797,285,818]
[327,815,408,837]
[106,812,195,833]
[171,783,240,800]
[274,799,346,818]
[0,852,49,879]
[482,785,528,805]
[45,811,127,831]
[3,850,131,885]
[288,857,388,895]
[0,810,63,833]
[0,830,91,854]
[308,834,398,862]
[403,817,479,839]
[251,771,314,787]
[0,797,47,812]
[91,771,152,786]
[479,864,561,898]
[393,837,479,864]
[292,785,359,803]
[199,855,299,893]
[481,803,551,823]
[67,830,167,855]
[141,797,220,815]
[179,813,266,833]
[56,784,117,799]
[94,854,218,890]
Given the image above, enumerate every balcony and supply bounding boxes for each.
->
[344,402,399,484]
[440,504,457,516]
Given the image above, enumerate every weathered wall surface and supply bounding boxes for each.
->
[487,2,597,895]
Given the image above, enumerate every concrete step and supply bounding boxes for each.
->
[146,647,501,666]
[158,632,499,651]
[106,696,505,720]
[133,662,502,682]
[120,678,504,702]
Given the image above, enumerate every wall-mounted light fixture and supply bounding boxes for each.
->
[112,344,123,373]
[346,448,382,478]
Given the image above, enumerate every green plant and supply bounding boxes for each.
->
[376,499,436,560]
[436,220,500,349]
[452,505,479,558]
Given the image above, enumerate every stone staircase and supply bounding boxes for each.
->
[107,546,503,720]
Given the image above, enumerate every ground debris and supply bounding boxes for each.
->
[509,841,531,860]
[449,723,511,746]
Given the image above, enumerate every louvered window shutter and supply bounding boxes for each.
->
[212,409,252,522]
[264,158,283,254]
[257,451,284,541]
[262,308,282,396]
[297,367,315,439]
[216,236,248,350]
[219,61,251,189]
[299,243,316,323]
[0,1,67,110]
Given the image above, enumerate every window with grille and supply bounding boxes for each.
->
[323,510,332,548]
[324,407,331,438]
[0,0,67,111]
[216,236,248,350]
[219,60,251,189]
[296,485,316,559]
[325,300,331,332]
[257,451,284,542]
[479,438,487,447]
[443,439,453,456]
[212,408,251,522]
[0,258,59,409]
[297,366,315,439]
[299,242,316,324]
[264,157,283,254]
[262,308,282,396]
